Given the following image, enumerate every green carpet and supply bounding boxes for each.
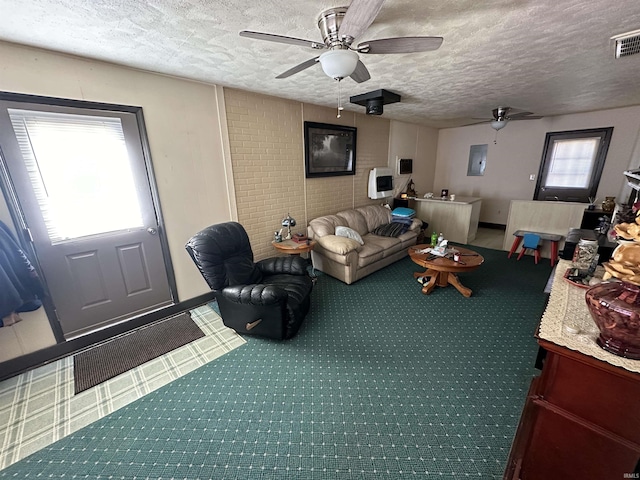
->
[0,246,551,479]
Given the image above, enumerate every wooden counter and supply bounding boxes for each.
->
[411,196,482,244]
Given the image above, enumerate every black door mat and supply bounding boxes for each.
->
[73,312,204,394]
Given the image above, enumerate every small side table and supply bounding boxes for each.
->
[272,239,317,278]
[272,239,316,255]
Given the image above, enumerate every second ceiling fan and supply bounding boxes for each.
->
[239,0,443,83]
[474,107,544,131]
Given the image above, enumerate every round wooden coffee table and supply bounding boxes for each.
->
[408,244,484,297]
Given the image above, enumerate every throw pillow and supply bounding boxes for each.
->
[391,207,415,218]
[372,222,407,238]
[335,226,364,245]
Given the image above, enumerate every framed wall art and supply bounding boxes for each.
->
[304,121,357,178]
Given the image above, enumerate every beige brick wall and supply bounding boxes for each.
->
[224,88,305,260]
[224,88,391,260]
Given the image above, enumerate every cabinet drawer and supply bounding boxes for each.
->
[541,351,640,442]
[521,401,640,480]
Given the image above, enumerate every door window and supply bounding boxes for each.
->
[534,127,613,202]
[8,109,144,244]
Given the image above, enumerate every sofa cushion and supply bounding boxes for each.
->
[356,241,385,267]
[399,229,419,248]
[336,209,369,236]
[317,235,361,255]
[335,226,364,245]
[364,234,405,258]
[309,214,348,238]
[356,205,392,233]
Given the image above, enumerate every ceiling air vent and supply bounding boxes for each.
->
[611,29,640,58]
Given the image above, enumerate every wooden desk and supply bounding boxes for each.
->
[507,230,563,266]
[408,244,484,297]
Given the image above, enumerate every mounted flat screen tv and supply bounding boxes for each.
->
[304,121,357,178]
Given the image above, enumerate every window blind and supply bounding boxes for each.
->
[8,109,144,244]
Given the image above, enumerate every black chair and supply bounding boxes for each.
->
[185,222,313,339]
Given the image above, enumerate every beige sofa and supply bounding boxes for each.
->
[307,205,421,284]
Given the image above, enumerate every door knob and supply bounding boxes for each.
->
[147,227,157,235]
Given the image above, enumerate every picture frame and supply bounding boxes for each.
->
[304,121,357,178]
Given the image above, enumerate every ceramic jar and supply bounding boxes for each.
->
[602,196,616,213]
[585,280,640,359]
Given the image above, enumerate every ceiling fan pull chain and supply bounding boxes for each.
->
[336,79,344,118]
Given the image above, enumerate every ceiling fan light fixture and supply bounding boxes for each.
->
[318,49,358,79]
[491,119,508,131]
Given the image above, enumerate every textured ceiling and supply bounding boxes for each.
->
[1,0,639,127]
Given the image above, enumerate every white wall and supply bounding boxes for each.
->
[0,41,235,299]
[435,106,640,224]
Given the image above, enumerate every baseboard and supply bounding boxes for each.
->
[0,291,216,382]
[479,222,507,230]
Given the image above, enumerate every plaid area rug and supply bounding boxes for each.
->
[73,312,205,393]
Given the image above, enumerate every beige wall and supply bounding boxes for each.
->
[0,41,234,299]
[435,105,640,224]
[388,120,438,197]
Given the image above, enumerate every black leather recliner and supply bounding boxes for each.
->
[185,222,313,339]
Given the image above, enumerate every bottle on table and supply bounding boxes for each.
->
[430,231,438,247]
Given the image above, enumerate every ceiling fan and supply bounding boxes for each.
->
[239,0,443,84]
[473,107,543,131]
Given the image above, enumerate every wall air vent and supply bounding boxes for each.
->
[611,29,640,58]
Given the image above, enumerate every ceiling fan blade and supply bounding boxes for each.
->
[350,60,371,83]
[358,36,443,54]
[275,57,319,79]
[239,30,325,49]
[461,120,490,126]
[338,0,385,41]
[507,111,534,118]
[510,115,544,120]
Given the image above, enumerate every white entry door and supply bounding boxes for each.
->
[0,100,174,338]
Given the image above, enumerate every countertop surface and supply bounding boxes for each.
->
[412,196,481,205]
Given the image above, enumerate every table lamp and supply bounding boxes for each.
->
[282,213,296,240]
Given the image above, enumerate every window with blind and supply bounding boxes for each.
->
[534,127,613,202]
[7,109,144,244]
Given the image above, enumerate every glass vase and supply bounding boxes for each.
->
[585,280,640,359]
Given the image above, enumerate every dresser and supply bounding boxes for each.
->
[505,261,640,479]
